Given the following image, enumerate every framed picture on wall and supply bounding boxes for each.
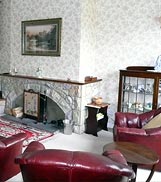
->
[21,18,62,56]
[23,90,40,120]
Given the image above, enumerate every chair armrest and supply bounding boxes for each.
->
[145,127,161,135]
[24,141,45,153]
[0,133,27,147]
[117,127,147,135]
[15,141,45,164]
[113,126,147,141]
[103,149,135,179]
[103,149,127,165]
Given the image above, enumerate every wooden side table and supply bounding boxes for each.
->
[85,103,110,136]
[103,142,159,182]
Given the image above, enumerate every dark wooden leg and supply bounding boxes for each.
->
[129,164,156,182]
[129,164,137,182]
[145,164,156,182]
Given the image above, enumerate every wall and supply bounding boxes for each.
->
[79,0,96,80]
[1,0,82,80]
[1,0,161,127]
[94,0,161,126]
[0,0,97,82]
[0,0,11,73]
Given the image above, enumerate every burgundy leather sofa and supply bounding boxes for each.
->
[113,107,161,171]
[15,141,135,182]
[0,133,27,182]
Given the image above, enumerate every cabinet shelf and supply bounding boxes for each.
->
[118,66,161,113]
[122,90,153,95]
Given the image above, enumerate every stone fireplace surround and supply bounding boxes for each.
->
[0,74,102,134]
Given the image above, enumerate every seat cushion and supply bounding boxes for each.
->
[143,113,161,129]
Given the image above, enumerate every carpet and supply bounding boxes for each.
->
[0,117,54,146]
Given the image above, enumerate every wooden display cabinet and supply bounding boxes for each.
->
[118,66,161,113]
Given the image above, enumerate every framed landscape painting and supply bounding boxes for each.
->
[21,18,62,56]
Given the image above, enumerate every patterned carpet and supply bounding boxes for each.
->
[0,117,54,146]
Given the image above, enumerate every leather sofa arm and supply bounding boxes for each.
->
[23,141,45,153]
[103,149,127,164]
[0,133,27,147]
[15,141,45,164]
[116,127,147,135]
[113,126,147,141]
[145,127,161,135]
[103,150,135,179]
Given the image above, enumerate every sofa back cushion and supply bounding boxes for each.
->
[115,112,140,128]
[16,147,134,182]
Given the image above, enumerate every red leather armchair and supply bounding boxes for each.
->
[113,107,161,171]
[0,132,27,182]
[15,141,135,182]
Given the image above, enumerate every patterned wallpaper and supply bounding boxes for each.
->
[79,0,96,80]
[0,0,82,80]
[95,0,161,125]
[1,0,161,126]
[0,0,11,72]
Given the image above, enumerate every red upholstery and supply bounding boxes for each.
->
[15,141,135,182]
[0,133,27,182]
[113,107,161,171]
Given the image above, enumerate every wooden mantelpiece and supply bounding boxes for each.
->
[0,74,102,85]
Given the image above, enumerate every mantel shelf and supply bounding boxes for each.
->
[0,74,102,85]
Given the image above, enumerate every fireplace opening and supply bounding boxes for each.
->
[6,92,66,132]
[14,93,65,122]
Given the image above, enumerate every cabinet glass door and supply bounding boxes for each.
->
[157,79,161,108]
[121,76,154,113]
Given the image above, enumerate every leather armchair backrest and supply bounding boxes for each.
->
[139,110,155,127]
[115,112,140,128]
[154,107,161,116]
[15,141,134,182]
[114,108,161,171]
[0,133,27,182]
[115,109,157,128]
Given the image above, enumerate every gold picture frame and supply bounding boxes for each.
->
[21,18,62,56]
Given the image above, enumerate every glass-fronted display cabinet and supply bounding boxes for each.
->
[118,66,161,113]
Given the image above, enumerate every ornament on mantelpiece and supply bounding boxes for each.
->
[92,96,103,105]
[36,67,42,78]
[154,55,161,72]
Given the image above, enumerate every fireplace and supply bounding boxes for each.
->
[0,74,102,134]
[14,91,65,123]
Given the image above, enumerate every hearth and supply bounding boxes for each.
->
[7,90,66,132]
[2,114,61,133]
